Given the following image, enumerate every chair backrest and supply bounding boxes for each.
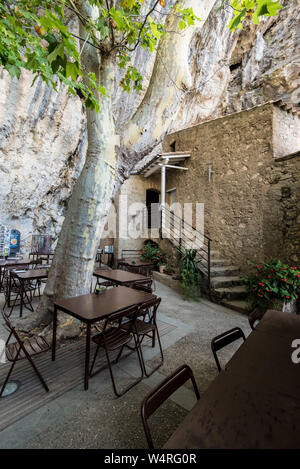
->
[132,282,152,293]
[141,364,200,449]
[1,309,22,347]
[122,249,140,259]
[211,327,246,372]
[139,297,161,320]
[102,304,140,332]
[1,308,13,331]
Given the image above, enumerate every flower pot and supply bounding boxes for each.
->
[159,265,166,274]
[282,299,297,314]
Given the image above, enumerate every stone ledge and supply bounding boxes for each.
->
[153,271,182,294]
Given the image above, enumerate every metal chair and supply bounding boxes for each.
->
[121,297,163,377]
[3,260,42,317]
[248,308,264,330]
[131,281,153,293]
[211,327,246,372]
[0,309,50,397]
[141,364,200,449]
[89,305,144,397]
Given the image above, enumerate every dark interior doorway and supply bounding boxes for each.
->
[146,189,160,229]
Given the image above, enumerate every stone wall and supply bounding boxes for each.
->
[161,103,300,271]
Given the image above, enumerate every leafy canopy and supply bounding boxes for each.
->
[0,0,284,111]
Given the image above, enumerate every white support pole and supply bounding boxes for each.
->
[161,164,166,232]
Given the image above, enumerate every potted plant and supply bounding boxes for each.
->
[95,285,107,295]
[140,242,167,271]
[177,247,202,300]
[244,258,300,316]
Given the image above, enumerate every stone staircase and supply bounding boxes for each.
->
[198,250,250,314]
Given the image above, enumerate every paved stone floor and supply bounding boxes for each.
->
[0,281,251,449]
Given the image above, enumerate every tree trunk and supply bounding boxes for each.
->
[16,0,216,337]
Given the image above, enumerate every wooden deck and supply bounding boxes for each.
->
[0,320,176,432]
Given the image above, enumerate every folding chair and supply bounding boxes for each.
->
[0,309,50,397]
[211,327,246,372]
[89,305,144,397]
[141,364,200,449]
[122,297,163,377]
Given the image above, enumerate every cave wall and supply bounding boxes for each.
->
[0,0,299,254]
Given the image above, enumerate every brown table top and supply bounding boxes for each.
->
[0,259,31,267]
[11,268,49,280]
[118,259,154,267]
[93,268,150,284]
[164,310,300,449]
[54,286,156,323]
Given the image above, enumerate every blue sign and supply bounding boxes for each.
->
[10,230,20,253]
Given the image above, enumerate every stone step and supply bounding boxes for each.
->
[210,265,240,277]
[210,250,220,258]
[211,276,245,289]
[198,258,232,268]
[211,259,232,267]
[213,285,248,301]
[220,299,251,315]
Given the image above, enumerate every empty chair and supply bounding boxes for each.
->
[0,309,50,397]
[141,364,200,449]
[248,308,264,330]
[122,297,163,377]
[211,327,246,372]
[89,305,144,397]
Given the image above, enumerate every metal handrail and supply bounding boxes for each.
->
[161,206,211,242]
[146,205,211,294]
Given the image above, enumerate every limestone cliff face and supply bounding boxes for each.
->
[0,70,87,250]
[173,0,300,131]
[0,0,299,252]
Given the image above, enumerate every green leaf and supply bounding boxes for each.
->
[47,42,64,64]
[66,61,79,81]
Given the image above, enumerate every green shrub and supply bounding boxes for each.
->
[140,243,167,267]
[178,248,202,300]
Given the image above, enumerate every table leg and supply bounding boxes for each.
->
[7,270,12,307]
[52,305,57,361]
[84,323,91,390]
[20,279,24,318]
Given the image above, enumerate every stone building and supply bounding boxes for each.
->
[111,101,300,310]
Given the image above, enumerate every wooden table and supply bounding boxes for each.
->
[9,268,48,317]
[93,268,151,287]
[52,286,156,390]
[117,259,154,276]
[164,310,300,449]
[0,259,32,292]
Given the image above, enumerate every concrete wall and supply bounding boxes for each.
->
[160,103,300,271]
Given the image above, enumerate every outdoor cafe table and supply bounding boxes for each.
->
[93,268,152,287]
[0,258,32,292]
[164,310,300,449]
[52,286,156,390]
[9,268,48,317]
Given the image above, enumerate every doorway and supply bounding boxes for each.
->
[146,189,160,229]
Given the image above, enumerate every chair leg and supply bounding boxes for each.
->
[0,356,19,397]
[140,324,164,378]
[105,340,144,398]
[89,344,101,377]
[21,347,49,392]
